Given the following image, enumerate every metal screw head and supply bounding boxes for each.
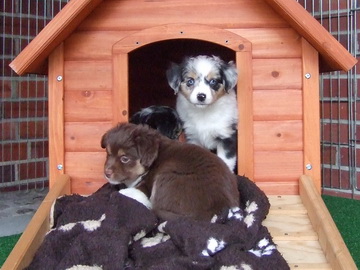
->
[305,73,311,79]
[57,164,63,170]
[305,164,312,170]
[57,75,63,81]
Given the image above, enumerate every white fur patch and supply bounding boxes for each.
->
[59,223,76,232]
[65,265,103,270]
[119,188,152,209]
[141,232,170,248]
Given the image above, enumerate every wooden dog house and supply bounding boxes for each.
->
[4,0,358,269]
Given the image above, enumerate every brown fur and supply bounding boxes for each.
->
[101,123,240,221]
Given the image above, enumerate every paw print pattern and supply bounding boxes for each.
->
[227,207,243,221]
[248,237,276,257]
[202,237,226,256]
[244,201,258,228]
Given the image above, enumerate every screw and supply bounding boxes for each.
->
[306,164,312,170]
[57,75,63,81]
[57,164,63,170]
[305,73,311,79]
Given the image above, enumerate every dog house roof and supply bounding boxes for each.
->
[10,0,357,75]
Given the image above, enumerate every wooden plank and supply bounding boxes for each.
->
[64,90,112,122]
[9,0,103,75]
[264,214,318,241]
[254,120,303,151]
[263,0,357,72]
[253,90,302,121]
[65,122,113,152]
[236,51,254,179]
[228,28,302,58]
[277,240,329,265]
[79,0,288,31]
[112,53,129,124]
[1,175,71,270]
[300,175,357,270]
[71,178,107,195]
[302,39,321,192]
[112,23,251,54]
[48,44,65,188]
[254,151,303,182]
[252,59,302,90]
[65,152,105,182]
[256,182,298,195]
[64,60,112,91]
[268,195,307,214]
[64,31,135,60]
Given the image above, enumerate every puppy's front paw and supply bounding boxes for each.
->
[119,188,152,209]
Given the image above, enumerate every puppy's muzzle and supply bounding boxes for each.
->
[104,168,113,179]
[197,93,206,102]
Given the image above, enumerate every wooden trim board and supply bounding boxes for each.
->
[1,174,71,270]
[2,175,356,269]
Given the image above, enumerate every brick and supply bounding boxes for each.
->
[322,167,350,189]
[321,78,349,99]
[19,161,47,180]
[0,79,13,99]
[321,144,337,166]
[30,141,49,159]
[322,122,349,144]
[322,101,349,120]
[19,0,46,17]
[2,100,48,118]
[339,146,350,167]
[0,122,19,140]
[19,80,47,98]
[0,165,16,183]
[0,142,28,162]
[19,120,48,139]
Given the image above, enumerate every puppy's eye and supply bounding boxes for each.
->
[209,79,217,86]
[186,78,195,87]
[120,155,131,164]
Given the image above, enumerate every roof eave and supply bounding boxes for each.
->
[9,0,103,75]
[264,0,357,72]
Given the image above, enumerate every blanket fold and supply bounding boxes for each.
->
[26,176,289,270]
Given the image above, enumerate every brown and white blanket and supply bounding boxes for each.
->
[26,176,289,270]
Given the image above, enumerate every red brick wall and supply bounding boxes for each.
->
[1,0,68,191]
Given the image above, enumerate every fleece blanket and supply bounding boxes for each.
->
[26,176,289,270]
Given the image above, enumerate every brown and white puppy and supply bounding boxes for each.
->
[101,122,239,221]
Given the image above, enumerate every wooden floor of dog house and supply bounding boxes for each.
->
[2,175,356,270]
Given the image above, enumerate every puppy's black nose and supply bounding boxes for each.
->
[197,93,206,102]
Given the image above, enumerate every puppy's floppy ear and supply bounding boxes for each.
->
[134,130,160,168]
[100,131,108,149]
[222,60,238,92]
[166,62,181,94]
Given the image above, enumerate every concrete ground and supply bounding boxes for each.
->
[0,188,48,237]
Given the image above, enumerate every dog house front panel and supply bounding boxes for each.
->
[48,0,321,195]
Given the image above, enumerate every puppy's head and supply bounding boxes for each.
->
[100,123,161,186]
[166,55,238,107]
[130,106,183,140]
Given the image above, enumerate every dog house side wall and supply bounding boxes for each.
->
[48,0,321,195]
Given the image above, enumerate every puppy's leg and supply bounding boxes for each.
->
[119,188,152,209]
[216,132,237,172]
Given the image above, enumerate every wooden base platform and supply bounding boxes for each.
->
[2,175,356,270]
